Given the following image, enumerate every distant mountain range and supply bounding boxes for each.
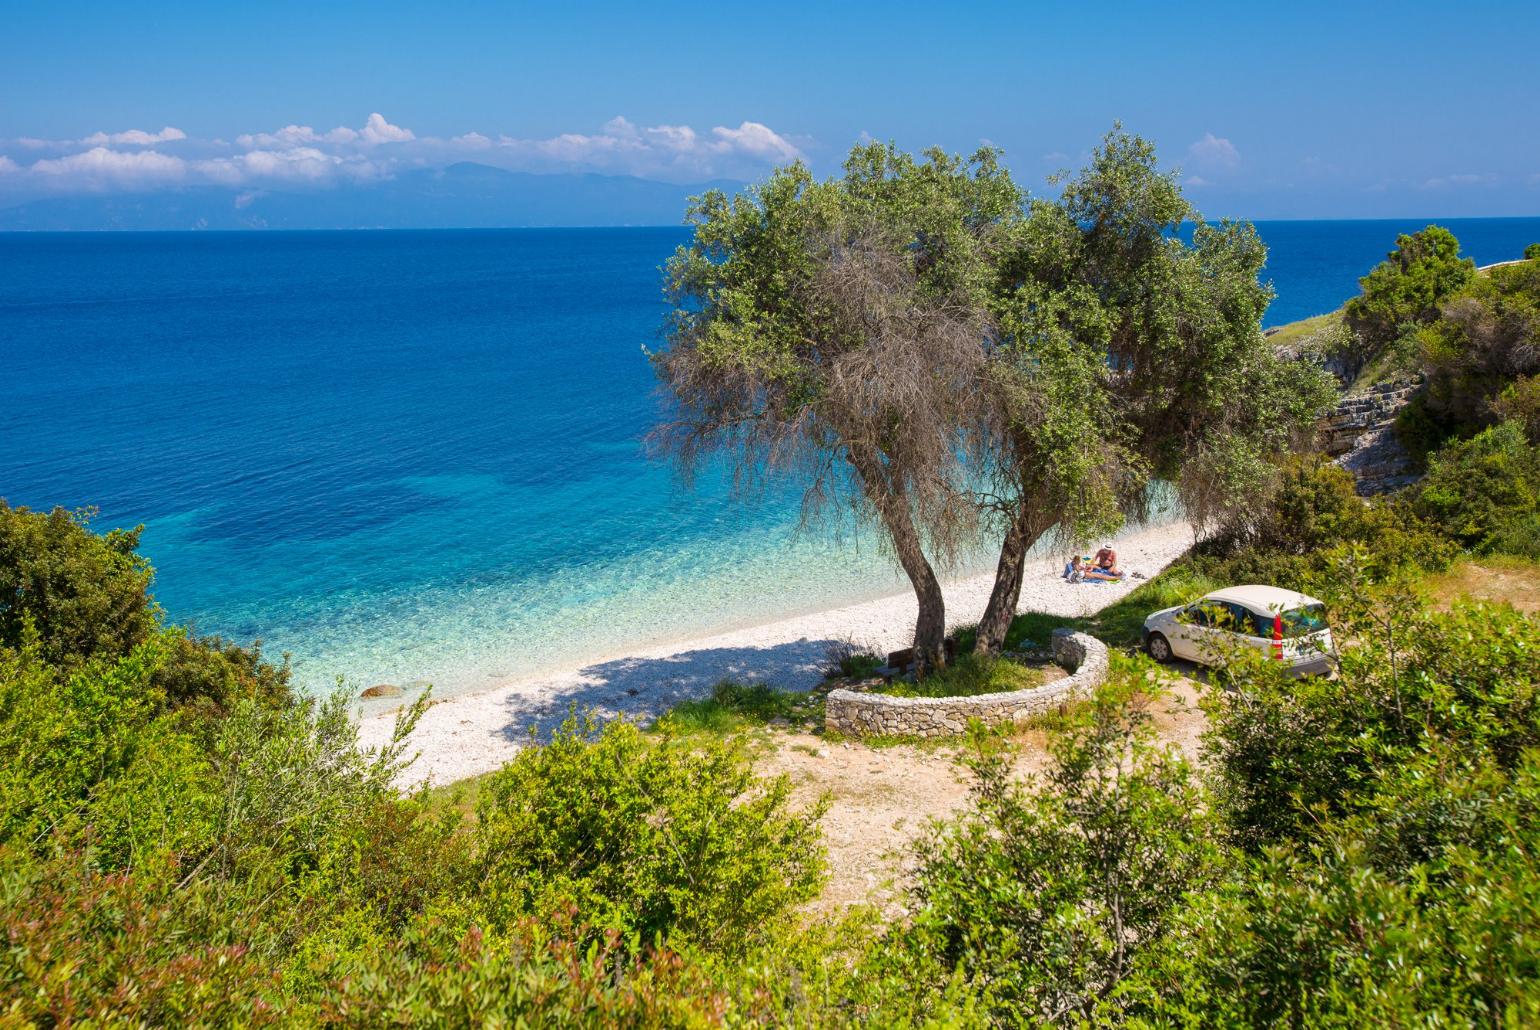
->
[0,163,743,230]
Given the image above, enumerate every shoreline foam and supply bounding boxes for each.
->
[357,521,1195,786]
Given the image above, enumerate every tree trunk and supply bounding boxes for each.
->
[885,497,949,674]
[847,449,948,672]
[975,503,1049,655]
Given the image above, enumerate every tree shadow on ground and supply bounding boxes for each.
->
[490,637,840,743]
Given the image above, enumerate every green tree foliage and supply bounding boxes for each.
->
[1413,420,1540,557]
[1414,255,1540,439]
[0,501,292,717]
[1344,225,1476,357]
[972,130,1335,651]
[1496,373,1540,444]
[0,502,156,667]
[655,143,1023,669]
[1122,587,1540,1025]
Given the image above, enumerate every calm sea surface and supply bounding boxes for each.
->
[3,219,1538,696]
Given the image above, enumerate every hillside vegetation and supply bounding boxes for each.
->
[3,198,1540,1023]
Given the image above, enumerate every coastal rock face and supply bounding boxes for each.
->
[1320,380,1421,496]
[823,629,1109,739]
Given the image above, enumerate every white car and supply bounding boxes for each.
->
[1143,584,1335,676]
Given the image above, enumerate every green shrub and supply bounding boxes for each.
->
[472,715,825,954]
[0,502,156,668]
[1124,748,1540,1026]
[1413,256,1540,443]
[1203,591,1540,851]
[825,640,884,679]
[902,673,1218,1024]
[1495,373,1540,444]
[1193,456,1455,591]
[1413,420,1540,557]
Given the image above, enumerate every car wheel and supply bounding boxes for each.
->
[1146,632,1173,664]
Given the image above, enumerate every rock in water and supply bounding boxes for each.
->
[361,683,403,699]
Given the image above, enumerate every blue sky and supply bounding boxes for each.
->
[3,0,1537,218]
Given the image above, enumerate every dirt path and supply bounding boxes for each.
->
[755,676,1209,916]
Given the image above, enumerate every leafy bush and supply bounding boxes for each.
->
[1413,420,1540,557]
[1192,456,1455,591]
[1495,374,1540,444]
[901,672,1217,1024]
[824,638,884,679]
[0,502,156,668]
[1414,257,1540,441]
[1125,770,1540,1026]
[1204,585,1540,851]
[0,502,291,718]
[472,715,825,954]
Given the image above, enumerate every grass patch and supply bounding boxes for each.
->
[1266,309,1341,353]
[875,653,1057,699]
[652,680,821,736]
[425,769,495,826]
[1418,554,1540,613]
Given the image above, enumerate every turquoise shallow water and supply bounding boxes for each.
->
[2,220,1537,697]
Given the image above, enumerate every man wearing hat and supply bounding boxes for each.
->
[1092,542,1120,576]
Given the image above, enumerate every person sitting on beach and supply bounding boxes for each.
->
[1064,555,1086,582]
[1093,542,1120,575]
[1083,563,1123,582]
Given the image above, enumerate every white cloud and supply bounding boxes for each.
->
[358,112,414,145]
[2,112,801,195]
[1420,172,1498,190]
[1183,175,1211,187]
[28,147,188,189]
[711,121,801,163]
[237,113,414,150]
[81,126,187,146]
[484,116,803,179]
[237,124,322,148]
[1186,132,1240,173]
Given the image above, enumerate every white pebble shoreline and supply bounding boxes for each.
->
[357,521,1196,786]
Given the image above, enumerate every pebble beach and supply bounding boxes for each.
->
[358,521,1196,786]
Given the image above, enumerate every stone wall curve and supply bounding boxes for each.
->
[823,628,1109,738]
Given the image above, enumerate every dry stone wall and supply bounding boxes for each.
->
[824,628,1109,739]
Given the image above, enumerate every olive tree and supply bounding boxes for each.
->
[654,144,1020,670]
[972,131,1335,653]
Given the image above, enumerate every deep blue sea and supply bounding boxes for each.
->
[3,218,1538,697]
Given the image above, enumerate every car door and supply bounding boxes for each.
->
[1224,602,1272,660]
[1170,601,1223,662]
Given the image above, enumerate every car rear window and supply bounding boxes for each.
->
[1282,603,1329,637]
[1238,602,1329,638]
